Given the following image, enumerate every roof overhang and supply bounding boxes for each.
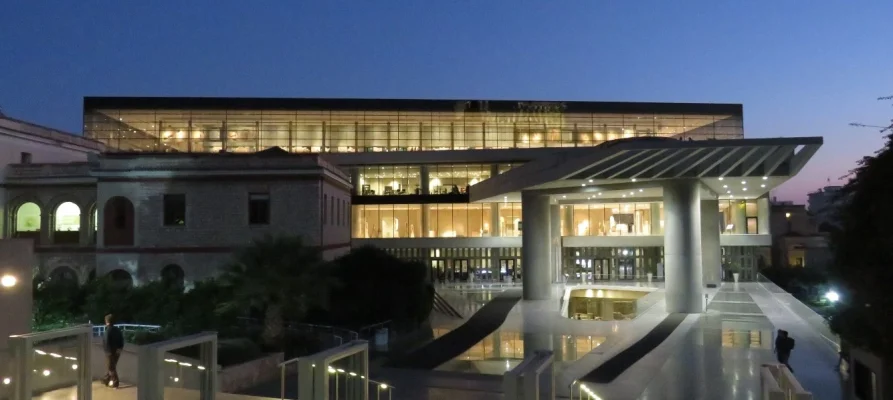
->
[470,136,822,203]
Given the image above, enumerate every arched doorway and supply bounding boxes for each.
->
[54,202,81,244]
[107,269,134,288]
[48,266,79,284]
[103,197,135,246]
[160,264,185,288]
[14,202,41,239]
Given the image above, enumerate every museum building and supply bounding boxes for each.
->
[1,97,821,307]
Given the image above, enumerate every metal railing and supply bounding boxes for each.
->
[761,363,812,399]
[91,323,161,338]
[237,317,359,348]
[277,356,394,400]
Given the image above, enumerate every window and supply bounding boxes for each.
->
[323,194,327,224]
[163,194,186,226]
[248,193,270,225]
[20,152,32,164]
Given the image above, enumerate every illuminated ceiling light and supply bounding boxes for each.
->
[762,176,768,180]
[718,177,724,181]
[589,179,593,183]
[727,190,731,194]
[598,192,602,195]
[582,184,586,187]
[730,195,734,198]
[761,184,766,188]
[562,195,566,198]
[2,377,9,385]
[42,370,50,377]
[622,194,626,198]
[639,189,643,192]
[631,178,637,182]
[380,383,389,389]
[742,188,747,191]
[723,185,727,188]
[741,181,746,184]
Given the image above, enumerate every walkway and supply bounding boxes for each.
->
[33,382,276,400]
[581,313,687,383]
[385,288,522,370]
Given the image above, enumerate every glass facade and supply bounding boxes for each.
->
[85,102,743,153]
[562,203,662,236]
[428,164,492,195]
[719,199,760,234]
[563,247,664,281]
[358,166,422,196]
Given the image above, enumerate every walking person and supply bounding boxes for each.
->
[774,329,795,372]
[102,314,125,388]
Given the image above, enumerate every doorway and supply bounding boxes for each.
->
[500,259,519,282]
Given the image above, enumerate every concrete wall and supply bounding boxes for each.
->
[0,239,34,352]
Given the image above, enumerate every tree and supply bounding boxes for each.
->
[829,96,893,361]
[217,235,331,349]
[324,246,433,331]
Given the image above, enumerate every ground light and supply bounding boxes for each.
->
[825,290,840,303]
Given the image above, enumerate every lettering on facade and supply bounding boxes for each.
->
[456,100,567,125]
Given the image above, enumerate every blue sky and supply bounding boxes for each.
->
[2,1,891,203]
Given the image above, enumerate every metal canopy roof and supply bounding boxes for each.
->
[470,136,822,203]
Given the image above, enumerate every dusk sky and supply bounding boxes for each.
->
[2,1,891,203]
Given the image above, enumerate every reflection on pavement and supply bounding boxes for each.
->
[434,328,606,375]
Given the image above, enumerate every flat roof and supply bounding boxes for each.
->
[84,97,742,115]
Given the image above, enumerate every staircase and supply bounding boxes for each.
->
[432,291,463,319]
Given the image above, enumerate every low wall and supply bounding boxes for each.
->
[218,353,283,393]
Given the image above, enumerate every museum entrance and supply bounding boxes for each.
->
[563,247,663,282]
[500,259,520,283]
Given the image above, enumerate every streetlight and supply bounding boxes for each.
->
[1,274,17,288]
[825,290,840,303]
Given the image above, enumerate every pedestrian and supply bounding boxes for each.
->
[774,329,795,372]
[102,314,125,388]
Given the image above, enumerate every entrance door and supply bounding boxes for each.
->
[592,259,612,280]
[454,259,470,282]
[500,259,518,282]
[617,258,635,280]
[431,260,445,282]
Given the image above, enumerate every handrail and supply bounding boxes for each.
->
[91,323,161,337]
[277,356,395,400]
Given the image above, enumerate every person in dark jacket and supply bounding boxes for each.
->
[774,329,795,372]
[102,314,125,388]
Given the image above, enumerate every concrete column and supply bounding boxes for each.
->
[650,203,662,235]
[521,191,551,300]
[757,197,770,234]
[420,166,430,195]
[490,203,500,237]
[700,199,721,287]
[663,180,704,313]
[732,200,746,234]
[78,210,90,246]
[421,204,430,237]
[490,163,500,178]
[349,167,360,195]
[562,206,573,236]
[550,204,562,283]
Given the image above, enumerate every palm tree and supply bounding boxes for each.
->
[218,235,331,348]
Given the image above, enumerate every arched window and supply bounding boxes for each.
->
[103,197,135,246]
[49,266,78,284]
[107,269,133,288]
[14,202,41,239]
[161,264,185,288]
[54,202,81,244]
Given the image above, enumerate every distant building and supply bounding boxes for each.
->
[770,200,831,269]
[807,185,844,231]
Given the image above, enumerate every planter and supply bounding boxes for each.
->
[733,272,740,283]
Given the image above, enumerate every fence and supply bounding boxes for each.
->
[761,363,812,399]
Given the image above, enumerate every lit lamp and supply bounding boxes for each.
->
[1,274,17,288]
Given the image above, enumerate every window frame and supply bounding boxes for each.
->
[162,194,187,226]
[248,193,271,225]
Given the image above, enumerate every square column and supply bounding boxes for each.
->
[663,179,704,313]
[757,196,770,234]
[521,191,551,300]
[550,204,562,283]
[701,199,721,286]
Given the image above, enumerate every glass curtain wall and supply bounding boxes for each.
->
[358,166,422,196]
[719,199,759,234]
[352,204,422,238]
[86,109,744,153]
[429,165,492,195]
[427,203,493,238]
[563,203,661,236]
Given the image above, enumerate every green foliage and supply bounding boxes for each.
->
[324,246,434,331]
[828,103,893,359]
[761,266,829,306]
[32,276,83,330]
[217,235,332,349]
